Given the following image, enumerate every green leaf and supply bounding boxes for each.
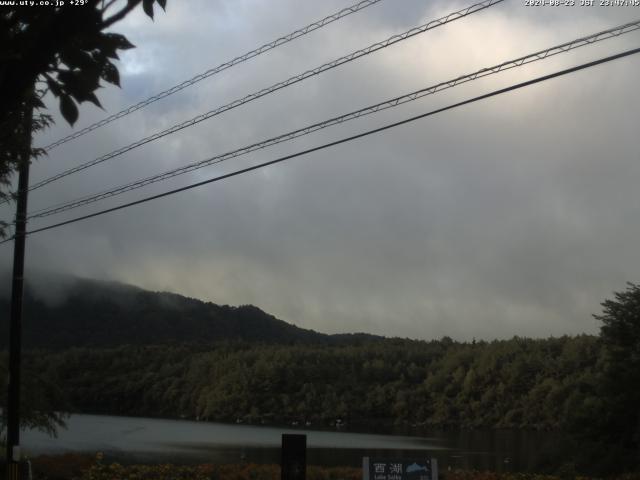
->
[60,95,78,126]
[85,92,103,109]
[33,98,46,109]
[102,33,135,51]
[142,0,154,19]
[58,69,100,103]
[156,0,166,10]
[101,62,120,87]
[60,48,95,71]
[45,77,62,97]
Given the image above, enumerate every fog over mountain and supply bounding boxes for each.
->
[0,272,386,349]
[1,0,638,340]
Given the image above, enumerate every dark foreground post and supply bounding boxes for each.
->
[281,434,306,480]
[5,102,33,480]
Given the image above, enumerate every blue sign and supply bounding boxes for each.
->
[362,458,438,480]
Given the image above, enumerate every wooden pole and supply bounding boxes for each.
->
[5,98,33,480]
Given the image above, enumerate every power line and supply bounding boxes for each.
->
[25,0,503,194]
[41,0,386,151]
[27,19,640,220]
[4,46,637,244]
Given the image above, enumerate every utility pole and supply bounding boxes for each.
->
[5,98,33,480]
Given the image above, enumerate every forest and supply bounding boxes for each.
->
[0,275,379,349]
[8,336,600,430]
[1,278,639,473]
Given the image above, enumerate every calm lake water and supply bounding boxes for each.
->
[22,414,561,472]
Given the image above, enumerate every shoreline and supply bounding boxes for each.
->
[13,454,640,480]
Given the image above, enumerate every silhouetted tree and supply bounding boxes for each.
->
[593,282,640,469]
[0,0,168,436]
[0,0,167,210]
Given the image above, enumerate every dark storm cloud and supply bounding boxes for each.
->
[2,0,639,340]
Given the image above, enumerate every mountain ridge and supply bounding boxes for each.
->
[0,273,382,349]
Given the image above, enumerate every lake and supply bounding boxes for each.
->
[22,414,561,471]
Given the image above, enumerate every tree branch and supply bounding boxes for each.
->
[101,0,119,14]
[102,0,141,28]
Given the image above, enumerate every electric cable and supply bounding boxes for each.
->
[24,0,503,195]
[27,19,640,220]
[1,46,635,244]
[41,0,387,151]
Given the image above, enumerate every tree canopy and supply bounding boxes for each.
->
[592,282,640,467]
[0,0,168,435]
[0,0,167,207]
[2,278,640,473]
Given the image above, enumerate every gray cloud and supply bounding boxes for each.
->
[2,0,639,340]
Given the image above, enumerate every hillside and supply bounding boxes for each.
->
[0,274,379,349]
[2,276,638,473]
[6,335,602,432]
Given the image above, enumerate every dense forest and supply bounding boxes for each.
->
[6,336,600,431]
[1,276,639,473]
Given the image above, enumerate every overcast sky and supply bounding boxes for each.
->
[1,0,639,340]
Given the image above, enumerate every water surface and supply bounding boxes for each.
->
[22,414,560,471]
